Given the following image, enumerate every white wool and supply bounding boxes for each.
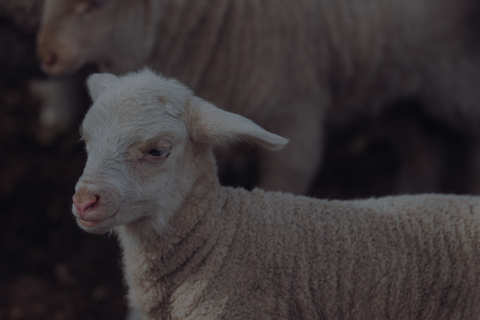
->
[74,70,480,320]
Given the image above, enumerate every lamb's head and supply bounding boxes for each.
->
[72,69,288,235]
[37,0,157,76]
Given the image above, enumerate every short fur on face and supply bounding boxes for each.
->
[73,69,288,237]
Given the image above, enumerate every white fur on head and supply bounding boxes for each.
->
[188,100,289,150]
[75,69,192,238]
[86,73,119,102]
[74,68,287,241]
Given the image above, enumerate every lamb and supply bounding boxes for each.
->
[73,69,480,320]
[39,0,480,194]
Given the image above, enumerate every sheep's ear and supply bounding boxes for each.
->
[189,99,289,150]
[86,73,119,102]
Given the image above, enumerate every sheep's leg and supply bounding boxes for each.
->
[30,75,83,143]
[257,108,323,195]
[461,139,480,194]
[386,108,447,194]
[215,144,258,189]
[394,134,446,194]
[422,58,480,194]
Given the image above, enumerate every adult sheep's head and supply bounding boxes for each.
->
[37,0,158,76]
[72,69,288,235]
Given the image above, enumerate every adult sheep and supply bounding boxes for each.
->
[74,69,480,320]
[38,0,480,194]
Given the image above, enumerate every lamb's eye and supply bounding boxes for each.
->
[148,148,169,157]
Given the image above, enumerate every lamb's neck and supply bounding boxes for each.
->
[115,163,230,314]
[118,173,223,263]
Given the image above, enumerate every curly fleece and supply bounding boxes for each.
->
[118,166,480,320]
[76,70,480,320]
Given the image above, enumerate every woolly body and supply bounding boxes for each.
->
[120,176,480,320]
[39,0,480,194]
[74,70,480,320]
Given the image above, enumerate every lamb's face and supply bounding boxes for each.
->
[72,72,192,234]
[37,0,153,75]
[73,70,288,234]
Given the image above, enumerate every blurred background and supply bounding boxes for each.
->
[0,1,476,320]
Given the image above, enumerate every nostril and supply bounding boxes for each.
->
[43,53,58,68]
[80,197,97,216]
[73,195,98,217]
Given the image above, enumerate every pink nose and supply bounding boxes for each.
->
[40,52,58,72]
[73,195,98,218]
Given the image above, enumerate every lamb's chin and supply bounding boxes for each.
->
[77,216,116,234]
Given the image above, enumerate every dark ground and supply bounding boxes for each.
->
[0,79,127,320]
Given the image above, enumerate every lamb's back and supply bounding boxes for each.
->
[214,190,480,319]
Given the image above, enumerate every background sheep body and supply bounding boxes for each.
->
[38,0,480,194]
[76,70,480,320]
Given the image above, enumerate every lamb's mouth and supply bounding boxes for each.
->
[77,211,118,229]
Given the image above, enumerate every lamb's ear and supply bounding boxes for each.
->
[189,99,289,150]
[86,73,119,102]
